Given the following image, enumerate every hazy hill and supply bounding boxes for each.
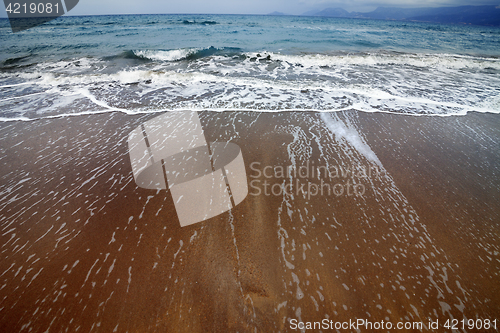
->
[301,5,500,26]
[267,11,286,16]
[315,8,350,18]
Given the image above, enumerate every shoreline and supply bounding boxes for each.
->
[0,110,498,332]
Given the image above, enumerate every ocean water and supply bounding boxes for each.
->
[1,14,500,332]
[0,14,499,120]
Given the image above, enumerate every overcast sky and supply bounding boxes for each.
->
[2,0,499,17]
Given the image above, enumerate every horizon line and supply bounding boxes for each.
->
[2,4,499,19]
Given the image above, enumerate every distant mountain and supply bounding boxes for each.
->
[302,9,320,16]
[360,7,434,20]
[315,8,350,18]
[267,11,287,16]
[303,7,365,18]
[300,5,500,26]
[408,6,500,26]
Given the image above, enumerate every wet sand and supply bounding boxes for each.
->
[0,110,499,332]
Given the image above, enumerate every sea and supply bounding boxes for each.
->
[1,14,499,120]
[1,14,500,332]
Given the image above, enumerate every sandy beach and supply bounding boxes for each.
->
[0,110,498,332]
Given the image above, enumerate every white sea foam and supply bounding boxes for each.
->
[134,48,199,62]
[262,52,500,71]
[319,113,381,165]
[1,50,498,121]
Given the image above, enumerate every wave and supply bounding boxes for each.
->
[1,66,498,121]
[95,48,500,73]
[180,20,218,25]
[1,57,36,70]
[102,50,152,62]
[259,51,500,71]
[3,55,32,66]
[100,47,227,63]
[1,49,499,121]
[131,46,243,62]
